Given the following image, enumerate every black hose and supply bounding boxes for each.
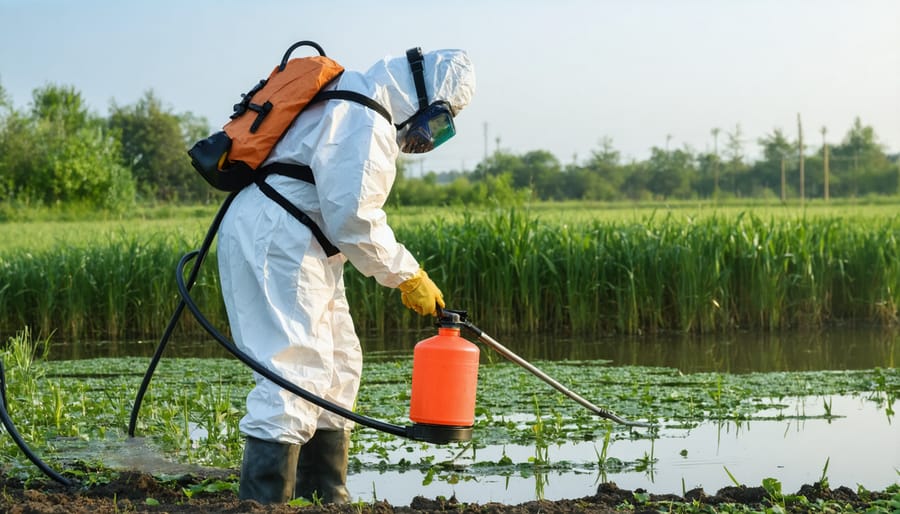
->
[129,191,411,441]
[0,359,74,486]
[128,192,237,437]
[174,250,408,438]
[0,194,233,486]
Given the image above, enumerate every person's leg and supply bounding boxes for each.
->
[238,436,300,503]
[218,190,341,501]
[296,267,361,504]
[294,428,351,503]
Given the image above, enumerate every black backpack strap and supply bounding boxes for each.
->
[258,162,316,185]
[254,176,340,257]
[247,88,390,259]
[311,90,392,124]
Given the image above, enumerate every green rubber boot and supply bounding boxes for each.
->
[295,429,351,504]
[238,436,301,504]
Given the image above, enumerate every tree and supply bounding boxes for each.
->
[797,114,805,203]
[30,83,92,132]
[519,150,562,200]
[645,146,696,199]
[694,152,717,199]
[108,90,210,201]
[0,79,9,110]
[620,161,653,200]
[575,137,626,200]
[722,124,750,196]
[755,128,795,198]
[473,150,544,199]
[0,96,26,201]
[39,123,135,210]
[831,118,895,196]
[591,137,620,168]
[821,126,830,201]
[474,150,521,180]
[0,84,134,211]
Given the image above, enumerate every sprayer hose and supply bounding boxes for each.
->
[173,250,409,438]
[128,192,237,437]
[129,190,411,441]
[0,359,74,486]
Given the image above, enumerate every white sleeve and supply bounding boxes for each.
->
[310,101,420,288]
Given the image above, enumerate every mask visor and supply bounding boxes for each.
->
[398,102,456,154]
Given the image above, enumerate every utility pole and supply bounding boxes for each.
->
[797,113,805,206]
[821,126,829,202]
[483,122,488,162]
[479,122,488,180]
[780,155,786,203]
[711,127,720,201]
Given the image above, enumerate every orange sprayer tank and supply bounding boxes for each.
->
[409,324,479,442]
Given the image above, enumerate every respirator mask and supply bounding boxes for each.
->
[396,47,456,154]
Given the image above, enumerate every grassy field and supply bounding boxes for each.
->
[2,197,897,252]
[0,199,898,340]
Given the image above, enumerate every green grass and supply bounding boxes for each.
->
[0,201,898,340]
[2,198,896,253]
[0,230,225,340]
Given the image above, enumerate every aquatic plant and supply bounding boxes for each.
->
[0,326,896,497]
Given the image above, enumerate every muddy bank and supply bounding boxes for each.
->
[1,471,893,513]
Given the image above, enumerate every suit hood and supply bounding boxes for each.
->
[364,48,476,126]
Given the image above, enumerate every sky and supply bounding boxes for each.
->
[1,0,898,174]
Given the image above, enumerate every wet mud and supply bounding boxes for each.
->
[0,470,890,513]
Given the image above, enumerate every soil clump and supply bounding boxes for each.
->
[0,471,891,513]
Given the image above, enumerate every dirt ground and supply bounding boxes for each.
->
[0,470,891,514]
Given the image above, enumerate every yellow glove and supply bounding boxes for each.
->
[398,269,445,316]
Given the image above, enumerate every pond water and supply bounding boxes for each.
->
[49,326,897,374]
[347,394,898,505]
[46,327,899,505]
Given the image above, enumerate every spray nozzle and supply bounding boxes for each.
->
[436,307,468,328]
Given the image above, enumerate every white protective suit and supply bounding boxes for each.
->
[217,49,476,444]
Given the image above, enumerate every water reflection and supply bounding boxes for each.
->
[346,395,898,506]
[49,326,897,373]
[46,337,234,361]
[572,328,899,373]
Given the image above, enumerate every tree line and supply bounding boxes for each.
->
[0,83,210,213]
[393,122,899,207]
[1,81,897,214]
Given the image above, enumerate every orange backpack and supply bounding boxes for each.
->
[188,41,391,191]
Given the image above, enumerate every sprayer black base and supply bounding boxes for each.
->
[407,423,473,444]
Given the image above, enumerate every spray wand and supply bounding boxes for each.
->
[437,308,650,428]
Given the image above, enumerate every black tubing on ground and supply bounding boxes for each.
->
[0,359,74,486]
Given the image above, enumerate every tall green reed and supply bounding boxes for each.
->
[0,209,897,340]
[0,230,227,341]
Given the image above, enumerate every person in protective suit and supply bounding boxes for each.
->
[216,46,476,504]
